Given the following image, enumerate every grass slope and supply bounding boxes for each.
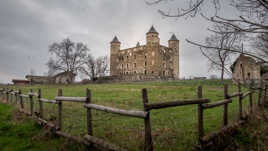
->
[6,80,256,151]
[0,103,84,151]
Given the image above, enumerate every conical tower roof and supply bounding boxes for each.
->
[147,25,158,34]
[169,34,178,41]
[136,42,140,47]
[111,36,120,43]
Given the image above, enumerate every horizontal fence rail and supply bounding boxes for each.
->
[84,103,148,119]
[145,98,210,110]
[0,80,267,151]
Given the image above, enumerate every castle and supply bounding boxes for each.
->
[110,26,179,81]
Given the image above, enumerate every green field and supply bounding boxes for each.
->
[5,80,257,151]
[0,103,85,151]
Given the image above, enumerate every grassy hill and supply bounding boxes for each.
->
[0,103,84,151]
[5,80,256,151]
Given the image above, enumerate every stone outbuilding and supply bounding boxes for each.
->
[231,54,268,82]
[53,71,76,84]
[24,71,76,84]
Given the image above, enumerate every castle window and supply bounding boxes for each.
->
[163,71,165,75]
[145,62,147,66]
[127,56,129,59]
[134,55,136,59]
[127,64,129,68]
[145,55,147,59]
[134,63,136,68]
[152,71,154,74]
[122,64,124,68]
[134,71,136,74]
[145,70,147,75]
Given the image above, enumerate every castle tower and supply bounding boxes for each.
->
[110,36,121,76]
[146,26,160,46]
[168,34,179,79]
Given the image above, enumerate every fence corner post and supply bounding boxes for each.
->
[197,85,204,144]
[142,88,153,151]
[86,88,93,136]
[57,88,63,131]
[38,89,43,118]
[223,84,229,126]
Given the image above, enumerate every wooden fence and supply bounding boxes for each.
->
[0,82,267,151]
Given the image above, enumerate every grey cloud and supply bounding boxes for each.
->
[0,0,237,83]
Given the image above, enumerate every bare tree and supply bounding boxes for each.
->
[146,0,268,62]
[47,38,90,74]
[80,55,109,81]
[201,23,244,80]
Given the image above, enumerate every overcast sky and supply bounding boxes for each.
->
[0,0,239,83]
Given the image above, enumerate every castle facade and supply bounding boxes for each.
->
[110,26,179,80]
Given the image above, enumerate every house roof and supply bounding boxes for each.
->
[12,79,29,83]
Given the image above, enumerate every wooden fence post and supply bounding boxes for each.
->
[57,89,63,130]
[86,88,93,135]
[38,89,43,118]
[258,81,263,106]
[142,88,153,151]
[29,89,34,116]
[238,82,243,120]
[19,89,24,110]
[249,89,253,114]
[223,84,228,126]
[10,89,13,103]
[15,91,18,104]
[6,89,9,103]
[197,86,204,143]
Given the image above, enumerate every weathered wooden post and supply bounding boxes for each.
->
[15,91,18,104]
[197,85,204,143]
[223,84,229,126]
[6,89,9,103]
[142,88,153,151]
[19,89,24,109]
[38,89,43,118]
[29,89,34,116]
[249,89,253,114]
[57,89,63,130]
[238,82,243,120]
[86,88,93,135]
[257,81,263,106]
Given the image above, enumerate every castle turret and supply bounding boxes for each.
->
[168,34,179,79]
[146,26,160,46]
[110,36,121,76]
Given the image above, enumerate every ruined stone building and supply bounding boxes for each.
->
[23,71,76,85]
[110,26,179,81]
[231,55,268,82]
